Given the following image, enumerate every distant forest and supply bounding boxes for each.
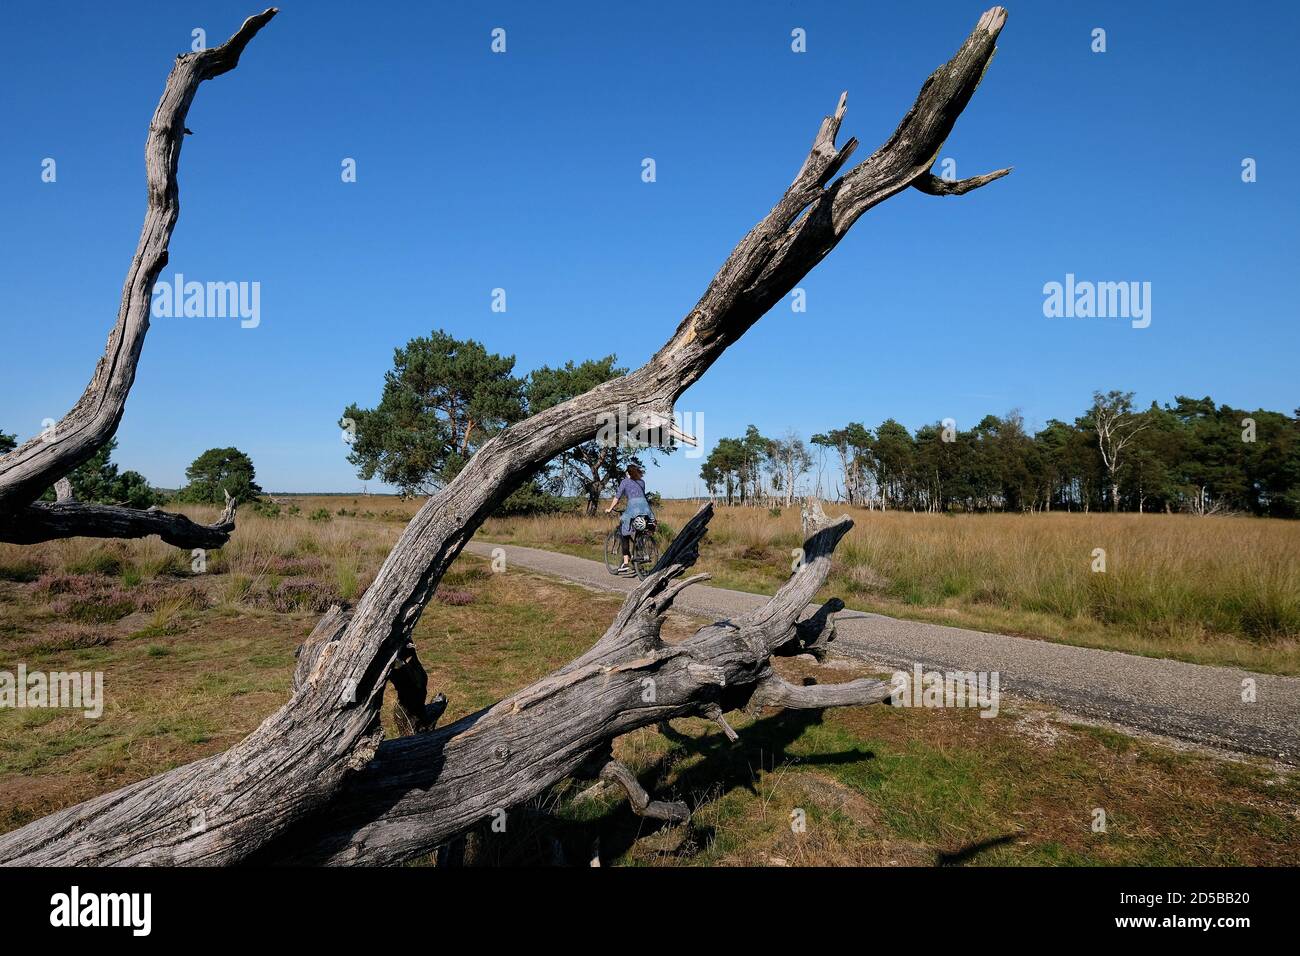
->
[700,391,1300,518]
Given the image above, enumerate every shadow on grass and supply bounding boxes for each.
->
[937,833,1020,866]
[550,707,1019,867]
[252,702,1020,867]
[460,707,876,866]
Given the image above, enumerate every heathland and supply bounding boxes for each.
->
[2,496,1297,864]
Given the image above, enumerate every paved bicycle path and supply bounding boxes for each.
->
[466,539,1299,765]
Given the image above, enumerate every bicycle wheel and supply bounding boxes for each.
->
[630,531,660,578]
[604,528,624,574]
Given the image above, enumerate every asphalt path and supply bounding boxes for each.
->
[466,540,1299,764]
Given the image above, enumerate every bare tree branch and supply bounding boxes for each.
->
[292,604,352,691]
[745,674,896,713]
[0,495,236,550]
[701,703,739,742]
[0,9,278,515]
[773,597,844,662]
[598,761,691,824]
[245,506,888,865]
[913,166,1013,195]
[389,643,448,735]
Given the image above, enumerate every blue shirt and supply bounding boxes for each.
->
[614,477,647,503]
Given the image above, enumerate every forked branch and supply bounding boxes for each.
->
[914,166,1013,195]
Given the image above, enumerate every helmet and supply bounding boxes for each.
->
[631,515,649,532]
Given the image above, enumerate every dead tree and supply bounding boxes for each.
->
[251,505,887,864]
[0,6,1011,865]
[0,11,275,549]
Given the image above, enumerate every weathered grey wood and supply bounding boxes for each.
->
[701,703,739,742]
[0,493,236,549]
[800,496,830,536]
[599,761,690,824]
[0,9,278,517]
[294,606,445,735]
[776,598,844,663]
[292,604,352,690]
[913,167,1012,195]
[745,674,895,713]
[0,6,1011,866]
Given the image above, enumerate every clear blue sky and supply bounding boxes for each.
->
[2,1,1296,496]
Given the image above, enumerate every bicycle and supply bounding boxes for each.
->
[604,511,660,579]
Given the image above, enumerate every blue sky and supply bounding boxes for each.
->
[2,0,1297,497]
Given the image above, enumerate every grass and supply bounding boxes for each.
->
[2,494,1297,865]
[527,658,1300,867]
[478,501,1300,674]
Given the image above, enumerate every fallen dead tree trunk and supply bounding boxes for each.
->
[0,6,1010,866]
[252,504,888,865]
[0,493,236,550]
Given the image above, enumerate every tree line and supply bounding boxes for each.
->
[11,355,1295,520]
[700,391,1300,518]
[698,426,814,508]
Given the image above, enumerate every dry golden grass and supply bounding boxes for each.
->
[5,494,1296,673]
[3,500,1297,866]
[480,501,1300,674]
[0,495,410,601]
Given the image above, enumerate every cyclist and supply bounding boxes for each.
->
[604,461,654,575]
